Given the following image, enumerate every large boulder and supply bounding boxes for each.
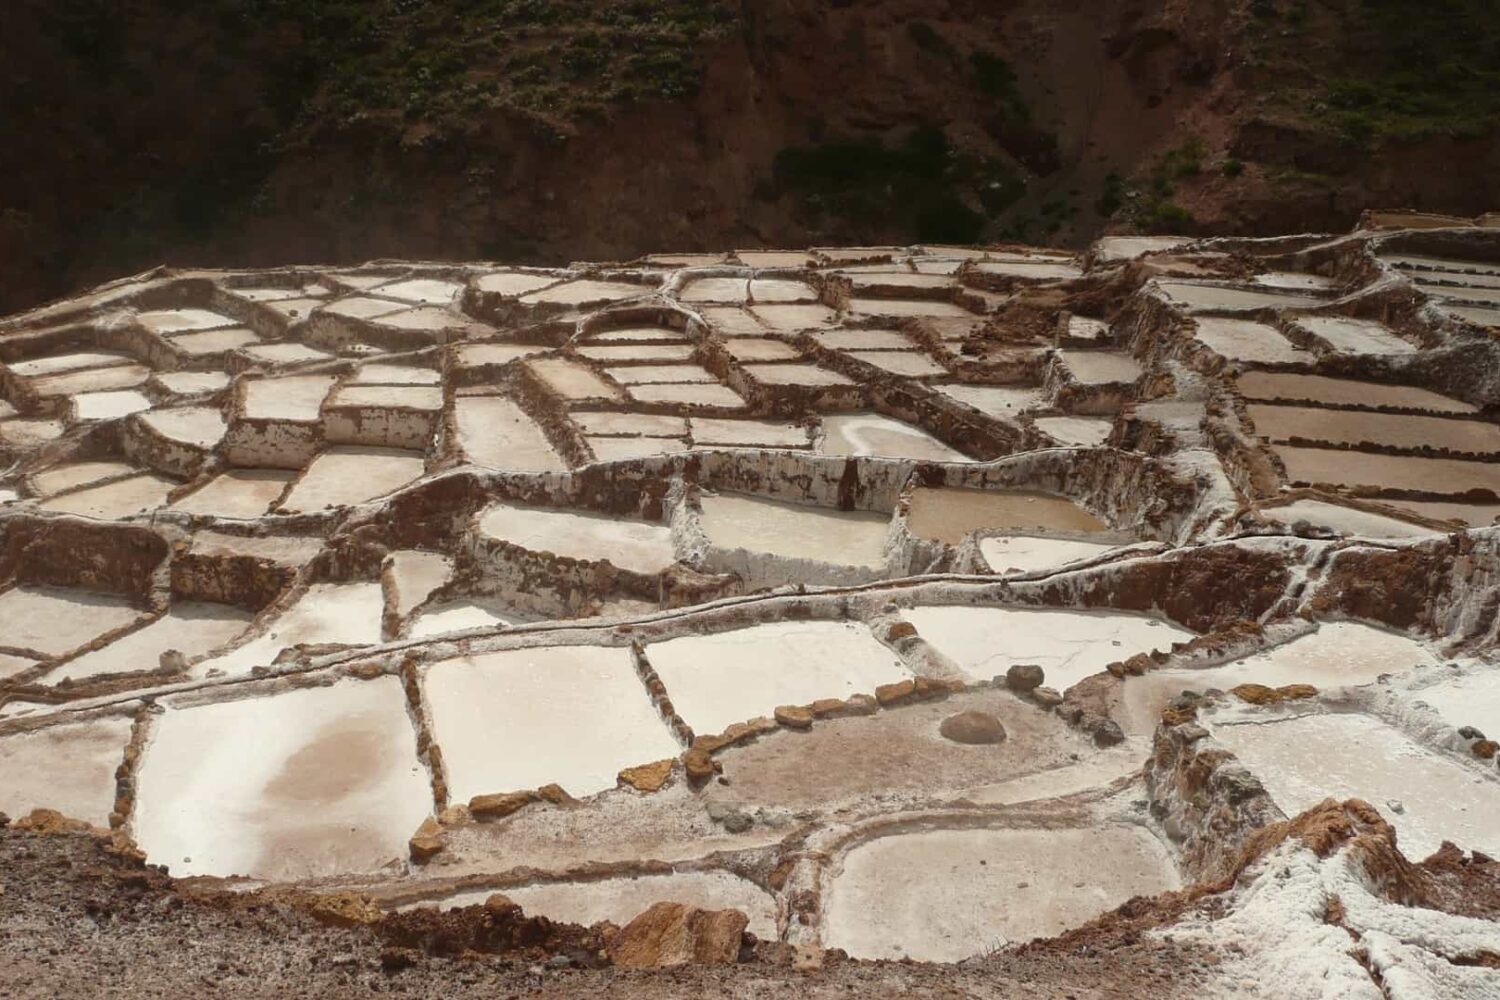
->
[608,902,747,967]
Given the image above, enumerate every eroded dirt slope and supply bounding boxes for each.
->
[6,0,1499,316]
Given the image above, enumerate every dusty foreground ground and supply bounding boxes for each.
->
[0,821,1225,999]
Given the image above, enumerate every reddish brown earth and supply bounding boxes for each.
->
[4,0,1498,315]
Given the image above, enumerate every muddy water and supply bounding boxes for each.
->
[823,826,1180,961]
[1274,445,1500,496]
[906,488,1108,544]
[1251,405,1500,455]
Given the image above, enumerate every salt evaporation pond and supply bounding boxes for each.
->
[646,621,911,736]
[823,826,1180,961]
[423,645,681,800]
[902,606,1193,690]
[132,676,432,879]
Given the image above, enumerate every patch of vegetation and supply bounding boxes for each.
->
[762,126,1023,244]
[1222,157,1245,178]
[970,50,1029,122]
[1254,0,1500,143]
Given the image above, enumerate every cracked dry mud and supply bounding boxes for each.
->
[2,213,1500,997]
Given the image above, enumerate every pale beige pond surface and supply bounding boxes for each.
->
[1213,712,1500,860]
[170,469,294,518]
[1250,405,1500,454]
[133,676,432,879]
[527,358,618,400]
[454,396,568,473]
[902,606,1192,690]
[980,536,1122,575]
[646,621,911,736]
[423,645,680,799]
[189,582,384,679]
[1259,499,1439,538]
[37,474,177,519]
[823,826,1179,961]
[698,493,890,570]
[45,603,254,683]
[0,716,135,827]
[281,447,425,512]
[1237,373,1476,414]
[479,502,677,576]
[1275,445,1500,496]
[1120,622,1439,737]
[242,375,337,422]
[1194,318,1313,365]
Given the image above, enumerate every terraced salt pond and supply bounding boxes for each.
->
[697,493,890,584]
[1119,623,1440,737]
[905,487,1108,545]
[1212,712,1500,860]
[902,607,1193,689]
[1414,668,1500,734]
[453,396,567,472]
[1258,499,1439,539]
[0,717,135,825]
[979,536,1123,575]
[1250,405,1500,455]
[190,582,384,679]
[819,413,971,462]
[133,676,431,879]
[423,645,680,799]
[646,622,911,736]
[43,603,253,683]
[823,826,1179,961]
[0,586,144,658]
[1274,446,1500,496]
[478,502,676,576]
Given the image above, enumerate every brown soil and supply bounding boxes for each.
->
[0,819,1234,998]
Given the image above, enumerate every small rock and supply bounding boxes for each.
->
[1459,726,1487,741]
[1032,686,1063,708]
[683,748,716,783]
[843,693,879,716]
[408,817,445,864]
[619,759,675,793]
[1386,799,1405,815]
[535,783,575,806]
[939,711,1007,745]
[469,791,534,821]
[722,811,754,834]
[1091,720,1125,747]
[1006,664,1045,692]
[1473,739,1498,760]
[774,705,813,730]
[875,679,915,707]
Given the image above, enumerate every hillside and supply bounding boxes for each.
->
[3,0,1499,314]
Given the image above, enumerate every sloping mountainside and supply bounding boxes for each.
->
[4,0,1499,314]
